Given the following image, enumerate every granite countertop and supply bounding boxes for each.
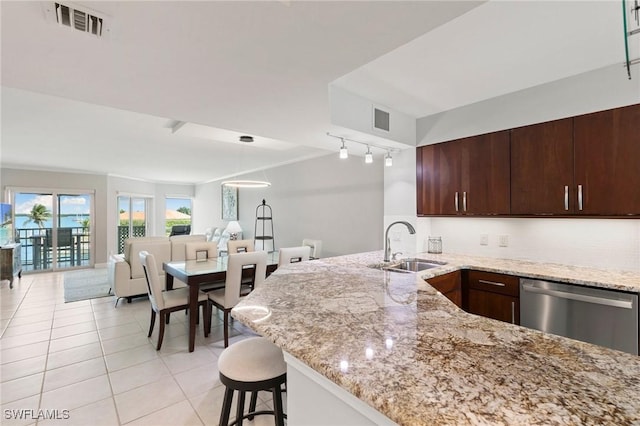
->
[232,251,640,425]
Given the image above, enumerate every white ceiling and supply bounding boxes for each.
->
[1,1,633,184]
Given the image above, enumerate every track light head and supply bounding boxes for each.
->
[385,152,393,167]
[365,146,373,164]
[339,138,348,159]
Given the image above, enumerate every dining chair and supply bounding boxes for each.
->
[227,239,258,292]
[185,241,224,291]
[139,250,210,350]
[302,238,322,259]
[185,241,218,261]
[278,246,311,268]
[227,239,255,254]
[208,251,267,348]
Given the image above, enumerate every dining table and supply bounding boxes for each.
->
[163,252,279,352]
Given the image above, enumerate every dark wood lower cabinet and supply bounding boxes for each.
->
[427,271,461,307]
[463,270,520,325]
[467,289,519,325]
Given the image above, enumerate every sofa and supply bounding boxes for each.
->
[108,234,206,306]
[206,226,242,255]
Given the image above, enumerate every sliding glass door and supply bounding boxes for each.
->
[117,196,148,254]
[12,190,94,272]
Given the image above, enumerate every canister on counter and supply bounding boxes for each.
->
[427,236,442,254]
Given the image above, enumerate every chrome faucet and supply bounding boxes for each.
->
[384,221,416,262]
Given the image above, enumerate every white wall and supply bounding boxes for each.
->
[1,153,383,265]
[385,64,640,272]
[417,63,640,145]
[383,148,417,257]
[194,153,384,258]
[424,217,640,272]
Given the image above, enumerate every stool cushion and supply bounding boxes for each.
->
[218,337,286,382]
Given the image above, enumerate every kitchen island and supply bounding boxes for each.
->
[232,251,640,425]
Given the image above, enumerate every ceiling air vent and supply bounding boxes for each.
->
[43,2,111,37]
[373,107,390,132]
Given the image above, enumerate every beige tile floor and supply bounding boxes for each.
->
[0,271,285,425]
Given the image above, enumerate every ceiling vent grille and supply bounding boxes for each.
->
[43,2,111,37]
[56,2,101,35]
[373,107,390,132]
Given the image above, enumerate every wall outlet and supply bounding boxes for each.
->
[480,234,489,246]
[499,235,509,247]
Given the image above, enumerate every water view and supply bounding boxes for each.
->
[15,214,90,230]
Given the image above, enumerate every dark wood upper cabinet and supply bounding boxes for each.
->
[510,118,574,215]
[417,131,510,216]
[417,103,639,217]
[461,131,511,215]
[574,104,640,215]
[417,140,461,215]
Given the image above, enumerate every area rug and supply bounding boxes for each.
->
[63,268,112,303]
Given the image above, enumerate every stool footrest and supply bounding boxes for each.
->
[231,410,287,426]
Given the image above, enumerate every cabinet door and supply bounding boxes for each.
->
[460,131,511,215]
[416,142,462,215]
[467,289,519,325]
[574,104,640,215]
[427,271,461,307]
[511,118,574,215]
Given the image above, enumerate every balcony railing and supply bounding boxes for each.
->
[15,225,148,272]
[16,227,90,271]
[117,226,146,254]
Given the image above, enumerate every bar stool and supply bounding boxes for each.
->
[218,337,287,426]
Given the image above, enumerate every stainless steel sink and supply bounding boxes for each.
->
[382,258,447,273]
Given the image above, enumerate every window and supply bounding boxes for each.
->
[165,197,192,236]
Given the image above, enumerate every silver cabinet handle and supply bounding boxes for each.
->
[463,191,467,212]
[455,192,459,212]
[577,185,583,211]
[478,279,506,287]
[511,301,515,324]
[564,185,569,211]
[522,283,634,309]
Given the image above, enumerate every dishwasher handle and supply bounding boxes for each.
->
[522,282,634,309]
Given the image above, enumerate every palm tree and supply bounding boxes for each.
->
[23,203,52,230]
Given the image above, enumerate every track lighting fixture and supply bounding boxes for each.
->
[326,132,400,167]
[365,146,373,164]
[339,138,348,159]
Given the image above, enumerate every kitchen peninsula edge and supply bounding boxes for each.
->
[232,251,640,425]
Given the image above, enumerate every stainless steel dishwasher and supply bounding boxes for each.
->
[520,278,639,355]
